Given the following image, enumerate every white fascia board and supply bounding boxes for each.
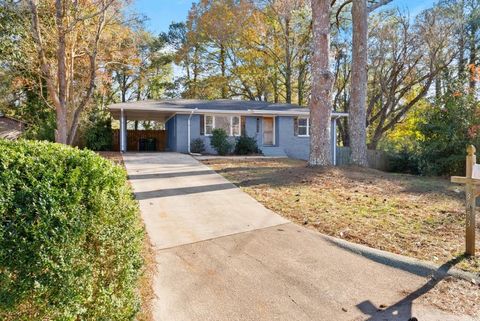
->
[109,105,349,118]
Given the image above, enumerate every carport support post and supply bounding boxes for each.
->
[120,109,127,152]
[331,118,337,166]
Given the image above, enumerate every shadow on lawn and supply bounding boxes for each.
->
[215,162,462,199]
[358,256,466,320]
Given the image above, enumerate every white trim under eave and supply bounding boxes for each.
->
[109,106,348,118]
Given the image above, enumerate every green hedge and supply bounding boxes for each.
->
[0,140,144,320]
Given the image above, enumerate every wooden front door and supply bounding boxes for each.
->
[263,117,274,145]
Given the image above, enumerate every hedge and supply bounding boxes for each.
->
[0,139,144,320]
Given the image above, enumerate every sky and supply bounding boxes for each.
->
[131,0,438,35]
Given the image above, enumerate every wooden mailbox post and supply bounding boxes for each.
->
[451,145,479,256]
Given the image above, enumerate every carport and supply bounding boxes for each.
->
[109,103,176,152]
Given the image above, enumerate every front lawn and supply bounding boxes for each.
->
[202,158,480,274]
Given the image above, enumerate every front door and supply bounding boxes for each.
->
[263,117,274,145]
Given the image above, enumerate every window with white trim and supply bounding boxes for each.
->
[205,115,214,135]
[203,115,242,136]
[297,117,309,136]
[232,116,240,136]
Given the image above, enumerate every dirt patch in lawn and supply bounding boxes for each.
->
[202,158,480,274]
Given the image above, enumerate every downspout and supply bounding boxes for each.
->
[332,117,337,166]
[120,108,124,153]
[187,108,198,154]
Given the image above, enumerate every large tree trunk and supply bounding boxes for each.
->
[309,0,333,166]
[348,0,369,166]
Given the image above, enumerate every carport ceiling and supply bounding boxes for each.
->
[109,109,174,122]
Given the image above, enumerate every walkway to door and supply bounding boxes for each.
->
[123,153,473,321]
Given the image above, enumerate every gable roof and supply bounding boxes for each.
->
[108,99,348,120]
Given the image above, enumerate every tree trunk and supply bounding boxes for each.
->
[468,23,477,91]
[348,0,369,166]
[220,44,227,98]
[55,0,68,144]
[309,0,333,166]
[458,0,466,79]
[284,17,292,104]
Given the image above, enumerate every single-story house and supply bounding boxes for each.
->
[0,112,25,140]
[108,99,347,163]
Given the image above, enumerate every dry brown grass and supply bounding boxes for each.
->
[136,235,157,321]
[202,158,480,273]
[418,277,480,317]
[204,158,480,317]
[97,151,124,166]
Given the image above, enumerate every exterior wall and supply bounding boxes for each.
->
[276,116,309,159]
[170,113,336,163]
[166,116,177,151]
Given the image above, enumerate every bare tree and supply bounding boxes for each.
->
[309,0,334,166]
[366,9,455,149]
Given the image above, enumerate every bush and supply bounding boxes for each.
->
[416,91,480,176]
[234,135,260,155]
[190,138,205,154]
[210,128,232,155]
[84,112,113,151]
[0,140,144,320]
[388,148,420,175]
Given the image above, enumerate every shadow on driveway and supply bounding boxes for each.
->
[128,169,216,180]
[134,182,236,200]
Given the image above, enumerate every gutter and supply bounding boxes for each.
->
[109,106,349,118]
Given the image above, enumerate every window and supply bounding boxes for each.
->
[203,115,242,136]
[296,117,310,136]
[205,115,214,135]
[232,116,240,136]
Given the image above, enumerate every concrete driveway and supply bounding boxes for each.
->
[123,153,474,321]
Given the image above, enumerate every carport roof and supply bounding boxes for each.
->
[108,99,348,121]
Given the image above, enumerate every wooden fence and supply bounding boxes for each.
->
[112,129,167,152]
[336,147,390,171]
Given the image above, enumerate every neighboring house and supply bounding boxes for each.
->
[108,99,347,163]
[0,112,25,140]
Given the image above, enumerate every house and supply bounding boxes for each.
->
[0,112,25,140]
[108,99,347,163]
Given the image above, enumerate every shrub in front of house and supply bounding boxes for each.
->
[0,139,144,321]
[234,135,260,155]
[84,110,113,151]
[190,138,205,154]
[210,128,232,155]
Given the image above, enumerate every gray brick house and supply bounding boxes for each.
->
[108,99,347,164]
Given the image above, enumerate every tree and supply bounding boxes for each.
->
[348,0,369,166]
[365,8,455,149]
[309,0,333,166]
[27,0,125,145]
[347,0,391,166]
